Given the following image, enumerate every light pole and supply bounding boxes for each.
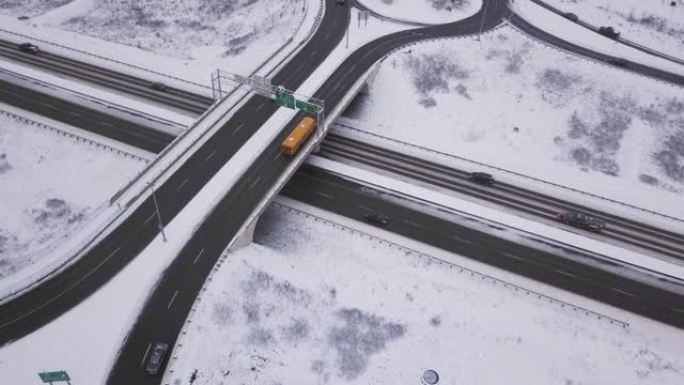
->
[148,182,167,242]
[346,23,350,49]
[478,0,490,41]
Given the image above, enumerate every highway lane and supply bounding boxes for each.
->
[0,39,212,114]
[526,0,684,66]
[107,2,510,383]
[282,165,684,328]
[508,13,684,86]
[320,133,684,260]
[0,77,174,153]
[0,0,351,347]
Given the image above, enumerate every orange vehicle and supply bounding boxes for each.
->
[281,116,316,155]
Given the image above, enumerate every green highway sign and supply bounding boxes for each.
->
[295,98,319,114]
[38,371,71,383]
[275,88,295,109]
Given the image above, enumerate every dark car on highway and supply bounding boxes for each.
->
[557,211,606,232]
[145,342,169,375]
[469,172,495,186]
[362,212,390,226]
[598,26,620,40]
[17,42,39,54]
[562,12,579,22]
[149,82,169,92]
[607,57,629,68]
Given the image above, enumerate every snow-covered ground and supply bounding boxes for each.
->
[543,0,684,60]
[341,25,684,217]
[0,0,308,86]
[164,200,684,385]
[0,107,145,289]
[358,0,481,24]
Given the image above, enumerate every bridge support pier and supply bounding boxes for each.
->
[229,217,258,252]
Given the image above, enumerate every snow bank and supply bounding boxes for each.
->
[511,0,684,77]
[358,0,482,25]
[541,0,684,61]
[0,107,145,293]
[164,201,684,385]
[0,0,308,87]
[342,25,684,218]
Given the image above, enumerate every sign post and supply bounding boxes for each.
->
[38,371,72,385]
[275,87,296,109]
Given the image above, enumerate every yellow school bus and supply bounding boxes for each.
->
[281,116,316,156]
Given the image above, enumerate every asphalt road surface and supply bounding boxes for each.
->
[0,77,174,153]
[508,13,684,86]
[283,165,684,328]
[526,0,684,67]
[0,39,212,114]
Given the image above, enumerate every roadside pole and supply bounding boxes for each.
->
[148,182,167,242]
[478,0,490,41]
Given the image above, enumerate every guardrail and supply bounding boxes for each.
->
[332,122,684,224]
[0,108,149,162]
[0,108,150,303]
[0,27,210,91]
[527,0,684,67]
[275,201,630,328]
[110,0,323,206]
[0,67,186,130]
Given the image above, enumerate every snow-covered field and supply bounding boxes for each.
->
[0,109,145,286]
[544,0,684,60]
[165,201,684,385]
[0,0,307,85]
[358,0,481,24]
[342,25,684,217]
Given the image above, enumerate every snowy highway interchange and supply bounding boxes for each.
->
[0,0,683,384]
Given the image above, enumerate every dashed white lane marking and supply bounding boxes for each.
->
[255,103,264,112]
[611,288,635,297]
[205,149,217,161]
[448,234,472,244]
[554,269,577,278]
[144,211,157,225]
[193,248,205,265]
[403,219,425,228]
[250,176,262,189]
[315,190,334,200]
[141,343,152,366]
[232,122,244,136]
[167,290,179,309]
[176,178,189,191]
[500,252,523,261]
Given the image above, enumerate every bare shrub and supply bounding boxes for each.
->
[653,130,684,182]
[403,52,470,107]
[429,0,470,11]
[0,153,11,174]
[327,308,405,379]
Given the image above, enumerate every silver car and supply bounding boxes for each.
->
[145,342,169,375]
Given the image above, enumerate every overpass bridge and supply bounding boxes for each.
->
[0,1,511,383]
